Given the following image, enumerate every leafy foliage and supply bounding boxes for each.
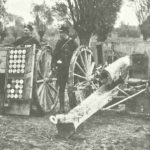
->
[115,23,140,38]
[0,0,7,42]
[130,0,150,40]
[31,2,53,42]
[9,17,24,41]
[53,0,122,45]
[139,16,150,41]
[0,0,6,18]
[52,2,68,20]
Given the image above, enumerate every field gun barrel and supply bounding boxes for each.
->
[50,56,131,138]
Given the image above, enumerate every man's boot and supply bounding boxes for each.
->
[68,87,77,109]
[58,92,65,114]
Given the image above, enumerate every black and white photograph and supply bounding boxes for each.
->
[0,0,150,149]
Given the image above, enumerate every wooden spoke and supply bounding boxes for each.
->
[39,85,46,107]
[37,83,44,96]
[46,83,55,104]
[87,52,92,66]
[36,79,44,84]
[75,61,86,75]
[84,49,88,70]
[79,53,87,72]
[89,62,95,76]
[74,73,87,80]
[48,82,57,94]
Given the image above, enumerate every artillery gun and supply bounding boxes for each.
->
[0,41,150,137]
[49,41,150,138]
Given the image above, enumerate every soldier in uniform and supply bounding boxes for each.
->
[13,24,43,115]
[52,25,78,113]
[13,24,41,48]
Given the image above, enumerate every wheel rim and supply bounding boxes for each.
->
[35,49,58,112]
[69,46,97,103]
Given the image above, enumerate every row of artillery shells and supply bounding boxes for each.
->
[10,49,26,54]
[8,49,26,74]
[7,79,24,99]
[7,94,23,99]
[8,69,25,74]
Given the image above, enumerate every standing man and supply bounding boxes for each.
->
[13,24,41,48]
[13,24,43,115]
[52,25,78,113]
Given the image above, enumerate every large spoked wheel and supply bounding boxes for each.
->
[68,45,97,105]
[34,48,59,112]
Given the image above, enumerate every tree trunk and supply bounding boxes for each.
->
[39,35,43,42]
[78,31,91,46]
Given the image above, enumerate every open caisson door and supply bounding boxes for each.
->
[68,45,98,106]
[4,45,36,115]
[34,47,59,113]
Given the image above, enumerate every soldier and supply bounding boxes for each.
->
[52,25,78,113]
[13,24,41,48]
[13,24,43,115]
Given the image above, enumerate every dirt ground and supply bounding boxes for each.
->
[0,111,149,150]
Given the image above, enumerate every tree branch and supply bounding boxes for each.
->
[67,0,76,26]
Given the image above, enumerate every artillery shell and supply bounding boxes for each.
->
[9,64,12,68]
[14,94,18,99]
[16,69,20,73]
[18,59,21,64]
[10,94,14,98]
[10,50,13,54]
[21,64,25,68]
[7,94,10,98]
[13,59,17,63]
[7,84,11,88]
[15,84,19,89]
[11,79,15,84]
[12,69,16,73]
[16,80,19,84]
[20,79,24,84]
[14,55,17,59]
[21,69,24,73]
[22,59,25,64]
[13,64,16,68]
[19,85,23,89]
[14,50,17,54]
[22,50,26,54]
[19,94,22,99]
[18,50,21,54]
[18,55,21,59]
[9,69,12,73]
[17,64,21,68]
[7,89,11,93]
[9,55,13,59]
[11,89,15,93]
[22,55,26,59]
[9,60,13,64]
[19,89,23,94]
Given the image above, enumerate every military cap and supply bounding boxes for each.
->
[59,25,69,34]
[24,24,33,31]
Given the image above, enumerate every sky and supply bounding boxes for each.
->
[5,0,139,27]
